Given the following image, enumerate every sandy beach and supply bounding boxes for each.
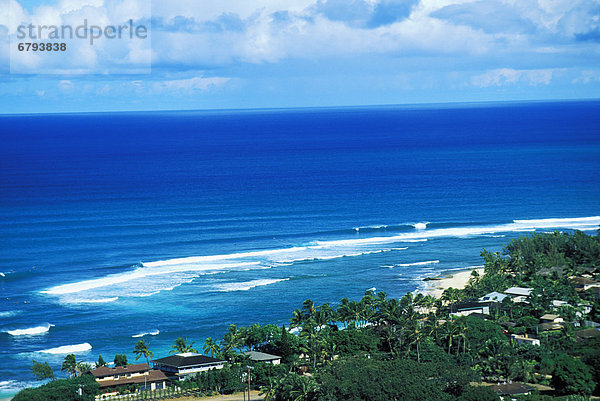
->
[422,268,485,298]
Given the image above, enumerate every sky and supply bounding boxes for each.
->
[0,0,599,114]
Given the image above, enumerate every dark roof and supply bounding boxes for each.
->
[245,351,281,361]
[91,363,150,378]
[97,369,168,388]
[575,329,600,339]
[452,300,490,310]
[490,383,534,395]
[152,353,224,368]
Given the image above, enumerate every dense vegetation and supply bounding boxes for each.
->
[14,230,600,400]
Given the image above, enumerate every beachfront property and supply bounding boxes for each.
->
[503,287,532,303]
[89,363,168,393]
[152,353,225,381]
[479,291,507,303]
[244,351,282,365]
[510,334,540,346]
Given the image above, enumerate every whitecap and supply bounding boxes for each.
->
[38,343,92,354]
[413,222,429,230]
[7,323,54,336]
[396,260,440,267]
[132,330,160,338]
[213,278,289,292]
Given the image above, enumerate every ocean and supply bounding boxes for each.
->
[0,101,599,397]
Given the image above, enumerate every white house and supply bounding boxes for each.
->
[511,334,540,346]
[245,351,282,365]
[504,287,532,303]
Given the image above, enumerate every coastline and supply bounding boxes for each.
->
[422,268,485,298]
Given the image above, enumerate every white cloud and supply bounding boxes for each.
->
[153,76,231,93]
[471,68,559,87]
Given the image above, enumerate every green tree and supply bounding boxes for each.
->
[97,354,107,367]
[551,354,595,396]
[203,337,220,357]
[170,337,198,354]
[61,354,77,378]
[31,360,54,381]
[133,340,153,364]
[114,353,128,367]
[457,386,499,401]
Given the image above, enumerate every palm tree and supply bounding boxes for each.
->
[133,339,153,364]
[290,309,304,329]
[61,354,77,378]
[203,337,220,357]
[169,337,198,354]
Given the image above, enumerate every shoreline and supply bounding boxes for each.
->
[421,268,485,298]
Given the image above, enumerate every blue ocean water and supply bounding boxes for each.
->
[0,101,599,396]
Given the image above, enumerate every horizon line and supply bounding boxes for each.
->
[1,97,599,117]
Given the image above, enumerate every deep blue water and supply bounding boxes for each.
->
[0,101,599,396]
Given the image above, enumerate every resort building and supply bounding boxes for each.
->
[245,351,282,365]
[89,363,168,393]
[503,287,532,303]
[152,353,225,381]
[510,334,540,346]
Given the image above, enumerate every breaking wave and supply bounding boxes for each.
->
[38,343,92,354]
[132,330,160,338]
[213,278,290,292]
[41,216,600,303]
[6,324,54,336]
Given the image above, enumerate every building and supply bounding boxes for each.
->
[571,277,600,292]
[152,353,225,381]
[90,363,168,393]
[540,314,563,324]
[504,287,532,303]
[538,322,563,332]
[450,300,490,317]
[479,291,507,303]
[510,334,540,346]
[245,351,281,365]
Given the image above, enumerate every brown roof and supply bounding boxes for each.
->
[538,322,563,331]
[91,363,151,378]
[490,383,534,395]
[97,369,168,388]
[571,277,599,285]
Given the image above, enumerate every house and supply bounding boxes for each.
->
[538,322,563,332]
[450,300,490,317]
[540,314,563,324]
[571,277,600,292]
[551,300,570,308]
[152,353,225,381]
[245,351,281,365]
[504,287,532,303]
[510,334,540,346]
[490,383,535,398]
[89,363,168,393]
[479,291,507,303]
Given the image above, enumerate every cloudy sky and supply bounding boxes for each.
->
[1,0,599,113]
